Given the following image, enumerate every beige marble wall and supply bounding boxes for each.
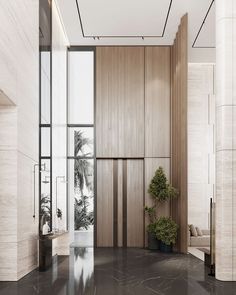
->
[215,0,236,281]
[188,64,215,230]
[0,0,39,281]
[0,0,69,281]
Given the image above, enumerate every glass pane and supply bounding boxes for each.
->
[68,159,94,246]
[40,51,50,124]
[68,127,94,157]
[54,174,67,233]
[74,159,94,231]
[69,51,94,124]
[41,127,50,156]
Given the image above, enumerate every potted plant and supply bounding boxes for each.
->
[145,206,159,250]
[155,217,178,253]
[145,167,178,250]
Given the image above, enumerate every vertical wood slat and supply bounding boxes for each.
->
[122,160,127,247]
[96,160,114,247]
[171,14,188,253]
[113,160,118,247]
[126,160,144,247]
[117,160,123,247]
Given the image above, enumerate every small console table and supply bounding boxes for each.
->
[39,231,68,271]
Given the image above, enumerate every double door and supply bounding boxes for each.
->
[96,159,144,247]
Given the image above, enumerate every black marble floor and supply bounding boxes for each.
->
[0,248,236,295]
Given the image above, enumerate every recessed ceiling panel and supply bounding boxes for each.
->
[77,0,172,37]
[193,0,215,48]
[55,0,216,62]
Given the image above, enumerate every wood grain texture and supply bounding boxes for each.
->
[96,46,173,249]
[144,158,170,247]
[145,47,171,157]
[96,160,114,247]
[126,160,144,247]
[96,47,144,158]
[171,14,188,253]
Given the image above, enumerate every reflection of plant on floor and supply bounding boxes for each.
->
[74,130,94,230]
[40,194,51,231]
[74,247,94,293]
[74,246,87,259]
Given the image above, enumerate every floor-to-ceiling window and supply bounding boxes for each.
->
[39,0,52,232]
[68,47,95,246]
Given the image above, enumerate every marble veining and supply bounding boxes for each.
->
[0,0,39,281]
[0,248,235,295]
[216,0,236,281]
[188,64,215,230]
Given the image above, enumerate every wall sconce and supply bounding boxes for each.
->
[42,176,50,184]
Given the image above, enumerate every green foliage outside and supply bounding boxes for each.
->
[74,130,94,231]
[40,194,51,231]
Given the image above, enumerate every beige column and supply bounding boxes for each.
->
[216,0,236,281]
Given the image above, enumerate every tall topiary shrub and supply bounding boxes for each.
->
[148,167,178,202]
[145,167,178,234]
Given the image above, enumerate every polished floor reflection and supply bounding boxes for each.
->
[0,248,235,295]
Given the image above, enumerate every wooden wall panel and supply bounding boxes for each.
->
[96,160,114,247]
[171,14,188,253]
[96,48,119,157]
[144,158,170,247]
[145,47,171,157]
[126,160,144,247]
[96,47,144,158]
[96,45,174,249]
[121,48,144,157]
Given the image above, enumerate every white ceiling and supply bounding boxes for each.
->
[55,0,215,62]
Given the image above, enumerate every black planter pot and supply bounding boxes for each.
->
[159,241,173,253]
[148,232,159,250]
